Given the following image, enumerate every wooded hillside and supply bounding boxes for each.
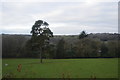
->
[2,33,120,58]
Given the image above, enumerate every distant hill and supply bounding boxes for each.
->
[2,33,120,58]
[2,33,119,48]
[2,33,120,44]
[88,33,120,41]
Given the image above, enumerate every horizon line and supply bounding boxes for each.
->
[1,32,119,35]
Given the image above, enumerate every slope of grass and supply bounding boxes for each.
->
[2,58,118,78]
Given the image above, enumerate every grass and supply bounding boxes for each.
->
[2,58,118,78]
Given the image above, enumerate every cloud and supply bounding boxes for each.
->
[0,2,118,34]
[31,10,64,20]
[1,0,119,2]
[1,25,31,34]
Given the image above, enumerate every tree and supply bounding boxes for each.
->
[79,31,88,39]
[75,38,101,58]
[43,44,56,59]
[100,42,108,57]
[30,20,53,63]
[2,34,27,58]
[107,40,118,57]
[65,44,76,58]
[56,38,66,59]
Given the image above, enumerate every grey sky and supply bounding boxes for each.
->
[0,0,118,35]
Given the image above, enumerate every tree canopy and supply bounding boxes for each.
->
[30,20,53,63]
[79,31,88,39]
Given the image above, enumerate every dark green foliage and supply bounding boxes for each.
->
[75,38,101,58]
[2,33,120,58]
[100,42,108,57]
[118,41,120,58]
[65,44,76,58]
[31,20,53,37]
[2,34,28,58]
[79,31,88,39]
[29,20,53,62]
[56,38,66,59]
[24,39,39,58]
[43,44,56,59]
[77,31,100,58]
[107,41,118,57]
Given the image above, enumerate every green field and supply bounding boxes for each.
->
[2,58,118,78]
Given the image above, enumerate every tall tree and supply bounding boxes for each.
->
[30,20,53,63]
[79,31,88,39]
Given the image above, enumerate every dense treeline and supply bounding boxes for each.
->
[2,34,30,58]
[2,33,120,58]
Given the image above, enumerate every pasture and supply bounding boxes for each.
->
[2,58,118,78]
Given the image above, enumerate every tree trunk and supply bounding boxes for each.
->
[40,47,42,63]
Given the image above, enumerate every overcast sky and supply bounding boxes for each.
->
[0,0,119,35]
